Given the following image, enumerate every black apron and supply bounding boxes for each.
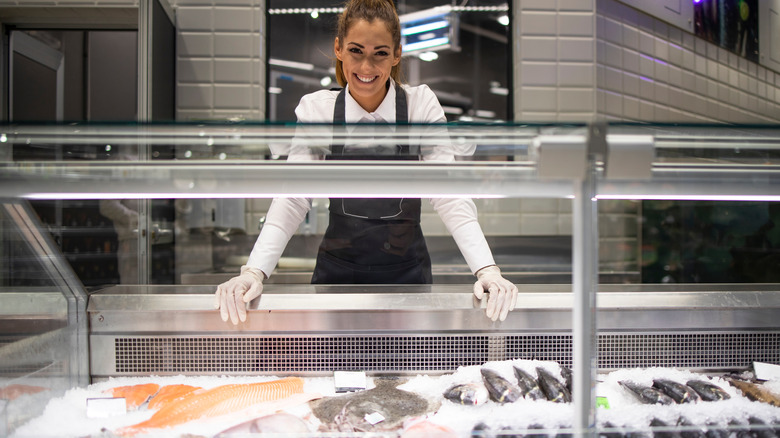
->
[311,83,433,284]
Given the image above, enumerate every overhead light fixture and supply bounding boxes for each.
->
[490,86,509,96]
[320,76,332,87]
[497,15,510,26]
[268,87,282,94]
[269,58,314,71]
[310,11,319,19]
[418,51,439,62]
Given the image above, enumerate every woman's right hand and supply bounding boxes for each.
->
[214,265,265,325]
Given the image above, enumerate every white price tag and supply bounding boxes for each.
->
[754,361,780,381]
[364,412,385,425]
[86,397,127,418]
[333,371,367,393]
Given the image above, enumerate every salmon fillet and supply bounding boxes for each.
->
[0,384,48,401]
[116,377,304,436]
[147,384,201,410]
[107,383,160,410]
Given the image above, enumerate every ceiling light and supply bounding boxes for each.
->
[497,15,510,26]
[320,76,332,87]
[269,58,314,71]
[418,51,439,62]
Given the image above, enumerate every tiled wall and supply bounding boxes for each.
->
[596,0,780,123]
[172,0,266,121]
[513,0,598,122]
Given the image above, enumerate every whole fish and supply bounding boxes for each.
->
[703,422,729,438]
[443,383,489,405]
[471,422,494,438]
[727,378,780,407]
[747,416,779,438]
[619,381,675,405]
[651,418,682,438]
[560,365,573,394]
[652,379,701,403]
[480,369,522,403]
[685,379,730,402]
[678,417,706,438]
[216,412,310,436]
[728,420,755,438]
[116,377,304,436]
[311,378,437,432]
[512,367,546,400]
[536,367,572,403]
[600,421,622,438]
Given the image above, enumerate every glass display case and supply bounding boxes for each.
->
[0,121,779,437]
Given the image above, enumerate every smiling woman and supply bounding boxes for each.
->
[215,0,519,326]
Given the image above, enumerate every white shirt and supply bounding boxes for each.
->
[246,81,495,277]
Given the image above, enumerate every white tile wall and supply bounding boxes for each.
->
[514,0,598,122]
[171,0,265,121]
[595,0,780,123]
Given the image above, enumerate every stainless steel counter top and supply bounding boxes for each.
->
[87,284,780,333]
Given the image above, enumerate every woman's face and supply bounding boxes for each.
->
[335,18,401,113]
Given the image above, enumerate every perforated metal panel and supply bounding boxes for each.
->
[111,331,780,375]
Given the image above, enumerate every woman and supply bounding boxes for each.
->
[215,0,517,324]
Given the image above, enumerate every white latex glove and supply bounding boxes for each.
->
[473,265,518,322]
[214,265,265,325]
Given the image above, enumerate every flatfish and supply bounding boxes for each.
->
[480,368,522,403]
[619,381,675,405]
[652,379,701,403]
[685,379,730,402]
[536,367,572,403]
[310,378,438,432]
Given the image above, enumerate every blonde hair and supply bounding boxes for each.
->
[335,0,402,87]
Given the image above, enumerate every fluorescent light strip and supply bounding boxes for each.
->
[401,20,448,36]
[25,193,508,200]
[403,38,450,52]
[268,58,314,71]
[597,194,780,202]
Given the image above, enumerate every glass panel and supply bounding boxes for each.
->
[0,201,83,434]
[267,0,511,122]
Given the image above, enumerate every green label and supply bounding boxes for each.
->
[596,396,610,409]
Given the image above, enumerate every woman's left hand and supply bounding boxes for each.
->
[473,265,518,322]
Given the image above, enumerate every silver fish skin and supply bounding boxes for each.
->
[480,368,522,404]
[619,380,675,405]
[652,379,701,404]
[512,367,546,400]
[536,367,572,403]
[443,383,489,405]
[685,379,731,402]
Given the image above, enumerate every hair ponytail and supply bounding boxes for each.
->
[335,0,403,87]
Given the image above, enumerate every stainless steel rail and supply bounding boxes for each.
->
[87,284,780,379]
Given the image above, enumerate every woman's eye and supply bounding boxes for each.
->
[375,51,389,57]
[348,47,362,54]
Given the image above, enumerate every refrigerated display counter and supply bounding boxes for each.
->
[1,122,779,437]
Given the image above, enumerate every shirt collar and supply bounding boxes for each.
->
[344,79,397,123]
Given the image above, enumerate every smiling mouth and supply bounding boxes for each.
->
[355,74,378,83]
